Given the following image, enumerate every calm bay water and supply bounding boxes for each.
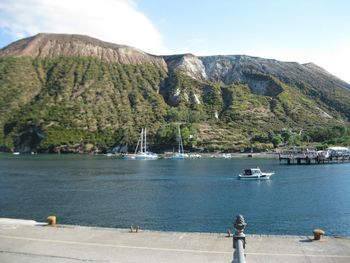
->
[0,154,349,236]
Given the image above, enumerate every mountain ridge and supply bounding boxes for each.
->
[1,33,349,87]
[0,33,167,68]
[2,33,349,83]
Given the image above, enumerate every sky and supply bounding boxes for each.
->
[0,0,349,83]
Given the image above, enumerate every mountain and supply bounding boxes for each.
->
[0,33,349,153]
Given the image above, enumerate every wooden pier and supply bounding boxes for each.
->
[279,154,350,165]
[279,147,350,165]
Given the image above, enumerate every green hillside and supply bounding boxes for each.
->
[0,55,349,153]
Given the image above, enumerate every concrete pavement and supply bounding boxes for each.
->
[1,218,350,262]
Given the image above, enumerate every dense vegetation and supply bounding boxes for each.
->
[0,56,349,153]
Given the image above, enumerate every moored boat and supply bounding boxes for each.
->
[123,128,158,160]
[171,127,188,159]
[222,153,231,159]
[238,168,274,180]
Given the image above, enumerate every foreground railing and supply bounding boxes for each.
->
[232,214,247,263]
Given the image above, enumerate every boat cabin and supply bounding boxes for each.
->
[244,168,261,175]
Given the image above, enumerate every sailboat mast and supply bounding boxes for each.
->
[140,128,144,153]
[178,128,181,153]
[144,128,147,153]
[180,128,184,154]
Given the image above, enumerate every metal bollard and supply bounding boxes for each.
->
[47,215,56,226]
[232,214,246,263]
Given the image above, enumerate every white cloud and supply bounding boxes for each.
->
[0,0,168,54]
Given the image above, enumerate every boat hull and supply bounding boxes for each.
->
[123,152,158,160]
[134,154,158,160]
[238,174,272,180]
[171,153,188,159]
[238,172,274,180]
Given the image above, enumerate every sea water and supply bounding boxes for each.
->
[0,154,349,236]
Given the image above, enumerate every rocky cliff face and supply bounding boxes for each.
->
[0,33,167,69]
[164,54,207,80]
[165,53,350,119]
[167,54,350,93]
[203,55,348,89]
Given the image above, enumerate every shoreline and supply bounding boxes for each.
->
[1,218,349,238]
[1,151,280,159]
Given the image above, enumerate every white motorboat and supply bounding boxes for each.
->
[123,128,158,160]
[238,168,274,180]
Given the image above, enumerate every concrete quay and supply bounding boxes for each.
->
[1,218,350,263]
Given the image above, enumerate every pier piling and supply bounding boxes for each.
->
[279,146,350,165]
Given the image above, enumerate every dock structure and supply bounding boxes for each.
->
[1,218,350,263]
[279,146,350,165]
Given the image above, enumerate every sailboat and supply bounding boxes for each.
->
[123,128,158,160]
[171,127,188,159]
